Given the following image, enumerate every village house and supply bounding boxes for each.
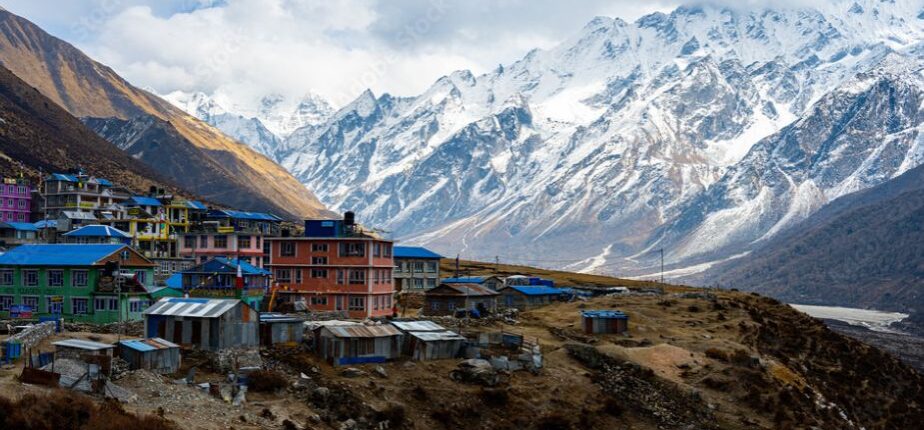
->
[118,337,181,374]
[56,210,98,232]
[0,244,156,323]
[500,285,562,310]
[0,222,39,248]
[393,246,442,291]
[177,210,281,268]
[391,320,465,360]
[440,275,505,291]
[259,313,305,346]
[313,323,403,366]
[0,177,32,223]
[267,212,396,319]
[424,283,499,316]
[172,257,270,309]
[41,172,124,220]
[581,310,629,334]
[142,297,260,351]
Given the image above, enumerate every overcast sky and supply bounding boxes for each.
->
[1,0,683,109]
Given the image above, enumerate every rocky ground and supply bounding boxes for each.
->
[819,319,924,372]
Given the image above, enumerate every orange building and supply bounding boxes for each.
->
[267,213,395,318]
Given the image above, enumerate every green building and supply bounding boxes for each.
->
[0,244,157,323]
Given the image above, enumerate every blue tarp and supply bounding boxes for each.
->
[441,277,486,284]
[33,220,58,229]
[394,246,442,259]
[0,244,125,266]
[581,310,628,319]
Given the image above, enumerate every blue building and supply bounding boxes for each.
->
[62,225,132,245]
[174,257,271,309]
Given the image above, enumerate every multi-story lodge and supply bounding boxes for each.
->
[177,210,282,268]
[41,172,126,220]
[393,246,442,291]
[1,177,32,223]
[267,213,395,318]
[0,244,158,323]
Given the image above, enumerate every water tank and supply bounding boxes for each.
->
[344,211,355,226]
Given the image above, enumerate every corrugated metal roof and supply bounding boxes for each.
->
[48,173,78,182]
[437,283,500,296]
[441,277,487,284]
[581,310,628,319]
[61,211,98,220]
[96,178,113,186]
[407,330,466,342]
[165,273,182,289]
[208,209,281,221]
[33,220,58,229]
[1,222,38,231]
[0,244,126,266]
[391,320,447,332]
[143,297,241,318]
[63,225,130,238]
[394,246,442,259]
[119,337,179,352]
[186,200,207,210]
[507,285,562,296]
[260,313,303,323]
[185,257,271,276]
[127,196,162,207]
[322,324,402,338]
[54,339,114,351]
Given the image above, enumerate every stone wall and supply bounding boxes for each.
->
[7,321,56,349]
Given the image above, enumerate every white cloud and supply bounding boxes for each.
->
[5,0,680,110]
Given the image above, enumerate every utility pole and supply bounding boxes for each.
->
[495,256,499,273]
[659,248,664,285]
[115,259,124,342]
[455,254,460,278]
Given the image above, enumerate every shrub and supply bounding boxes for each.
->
[0,391,176,430]
[248,370,289,393]
[705,348,729,361]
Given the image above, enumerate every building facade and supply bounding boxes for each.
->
[41,172,123,220]
[0,244,156,323]
[177,257,270,309]
[0,178,32,223]
[268,214,395,318]
[393,246,442,291]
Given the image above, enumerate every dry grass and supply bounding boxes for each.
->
[0,389,176,430]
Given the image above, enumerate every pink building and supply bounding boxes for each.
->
[0,178,31,223]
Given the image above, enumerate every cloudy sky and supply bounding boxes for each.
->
[2,0,683,109]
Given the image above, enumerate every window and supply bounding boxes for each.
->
[295,269,302,284]
[280,242,296,257]
[384,271,392,283]
[0,295,12,311]
[23,270,38,286]
[414,262,424,272]
[18,199,25,208]
[426,278,437,288]
[276,269,291,282]
[414,278,424,289]
[135,270,147,284]
[72,298,88,315]
[348,270,366,284]
[312,243,328,252]
[48,270,64,287]
[430,301,441,311]
[199,235,208,248]
[21,296,38,311]
[0,269,13,286]
[336,270,344,284]
[348,296,365,311]
[426,262,437,273]
[311,256,328,265]
[383,244,392,257]
[310,296,328,306]
[239,236,251,248]
[72,270,88,287]
[214,235,227,248]
[184,235,195,248]
[311,269,328,279]
[339,242,365,257]
[374,243,381,257]
[130,300,149,313]
[17,213,24,221]
[94,297,108,311]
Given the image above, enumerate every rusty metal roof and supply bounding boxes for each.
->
[321,324,402,338]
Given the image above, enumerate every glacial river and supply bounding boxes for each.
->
[790,304,909,334]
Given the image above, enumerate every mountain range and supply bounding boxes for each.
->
[168,1,924,297]
[0,8,328,219]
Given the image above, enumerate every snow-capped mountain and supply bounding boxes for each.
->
[162,90,333,159]
[280,0,924,277]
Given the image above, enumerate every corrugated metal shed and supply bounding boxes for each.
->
[143,297,241,318]
[119,337,179,352]
[391,320,446,332]
[119,338,180,373]
[315,324,404,366]
[0,244,125,266]
[407,330,465,342]
[53,339,114,351]
[581,310,628,319]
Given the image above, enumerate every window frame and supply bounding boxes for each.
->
[48,270,64,287]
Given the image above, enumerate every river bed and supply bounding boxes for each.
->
[790,304,909,334]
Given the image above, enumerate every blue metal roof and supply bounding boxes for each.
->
[184,257,271,276]
[581,310,628,319]
[165,273,182,289]
[33,220,58,229]
[62,225,131,238]
[186,200,207,210]
[209,209,281,221]
[394,246,442,259]
[2,222,38,231]
[96,178,113,187]
[507,285,562,296]
[0,244,127,266]
[48,173,78,182]
[120,339,156,352]
[126,196,162,207]
[441,277,487,284]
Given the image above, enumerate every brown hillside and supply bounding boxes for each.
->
[0,9,329,219]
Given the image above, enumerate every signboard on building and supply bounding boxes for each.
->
[10,305,32,318]
[217,226,235,233]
